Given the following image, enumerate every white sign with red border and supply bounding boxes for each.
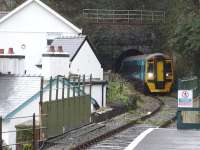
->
[178,90,193,107]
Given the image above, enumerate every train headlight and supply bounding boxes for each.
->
[166,73,169,77]
[148,72,154,78]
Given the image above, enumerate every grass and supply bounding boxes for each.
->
[106,73,142,110]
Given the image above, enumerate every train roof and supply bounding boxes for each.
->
[146,53,170,59]
[123,53,171,62]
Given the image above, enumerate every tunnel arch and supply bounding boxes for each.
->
[114,49,143,72]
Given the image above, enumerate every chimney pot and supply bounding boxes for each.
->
[57,46,63,52]
[49,46,55,52]
[8,48,14,54]
[0,49,4,54]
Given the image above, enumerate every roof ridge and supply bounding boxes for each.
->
[0,74,42,77]
[0,0,82,33]
[55,35,86,39]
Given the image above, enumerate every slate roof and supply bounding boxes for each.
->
[0,76,41,118]
[50,36,86,60]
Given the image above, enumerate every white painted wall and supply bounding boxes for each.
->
[0,2,79,34]
[0,32,47,74]
[0,0,80,75]
[0,56,25,74]
[70,41,103,80]
[42,53,70,79]
[2,80,106,149]
[2,96,40,150]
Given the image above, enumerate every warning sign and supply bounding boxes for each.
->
[178,90,193,107]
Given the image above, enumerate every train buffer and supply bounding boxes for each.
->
[125,128,200,150]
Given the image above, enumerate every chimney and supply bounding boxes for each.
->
[42,52,70,79]
[57,46,63,52]
[0,49,4,54]
[8,48,14,54]
[49,46,55,52]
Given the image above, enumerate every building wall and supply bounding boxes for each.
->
[2,80,106,149]
[0,32,46,74]
[2,96,40,150]
[0,2,79,34]
[70,41,103,80]
[0,1,80,74]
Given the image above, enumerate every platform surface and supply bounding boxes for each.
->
[126,128,200,150]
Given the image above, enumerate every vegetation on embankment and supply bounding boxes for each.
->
[106,74,140,109]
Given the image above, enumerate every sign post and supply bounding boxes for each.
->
[178,90,193,108]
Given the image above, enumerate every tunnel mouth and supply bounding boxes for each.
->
[114,49,143,72]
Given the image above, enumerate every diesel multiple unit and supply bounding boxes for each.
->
[120,53,174,93]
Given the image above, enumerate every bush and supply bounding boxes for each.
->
[107,74,131,105]
[23,144,32,150]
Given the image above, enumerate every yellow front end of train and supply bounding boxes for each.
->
[144,54,174,93]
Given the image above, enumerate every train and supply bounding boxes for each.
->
[119,53,174,93]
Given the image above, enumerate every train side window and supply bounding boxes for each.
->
[165,63,172,73]
[148,63,154,73]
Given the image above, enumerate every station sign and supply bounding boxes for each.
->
[178,90,193,107]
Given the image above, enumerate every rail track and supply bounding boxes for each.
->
[43,95,177,150]
[74,96,177,150]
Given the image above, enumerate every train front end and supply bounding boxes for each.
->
[145,53,174,93]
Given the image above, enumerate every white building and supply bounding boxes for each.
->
[0,0,106,148]
[0,0,103,79]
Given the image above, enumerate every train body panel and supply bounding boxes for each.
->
[120,53,174,93]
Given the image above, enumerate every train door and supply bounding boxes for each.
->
[156,60,165,89]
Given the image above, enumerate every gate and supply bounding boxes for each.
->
[177,76,200,129]
[41,95,90,138]
[40,75,93,138]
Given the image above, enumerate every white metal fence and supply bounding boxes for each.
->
[83,9,165,24]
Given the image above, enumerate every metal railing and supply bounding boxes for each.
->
[83,9,165,24]
[0,114,47,150]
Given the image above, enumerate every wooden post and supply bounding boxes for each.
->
[56,76,59,101]
[32,113,36,150]
[49,76,52,101]
[0,116,2,150]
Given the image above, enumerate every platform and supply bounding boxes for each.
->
[126,128,200,150]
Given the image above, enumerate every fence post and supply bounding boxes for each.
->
[49,76,52,101]
[78,75,81,96]
[39,76,44,145]
[73,76,76,97]
[32,113,36,150]
[0,116,2,150]
[89,74,92,97]
[56,76,59,100]
[97,9,99,23]
[67,76,70,98]
[62,76,65,100]
[83,75,85,94]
